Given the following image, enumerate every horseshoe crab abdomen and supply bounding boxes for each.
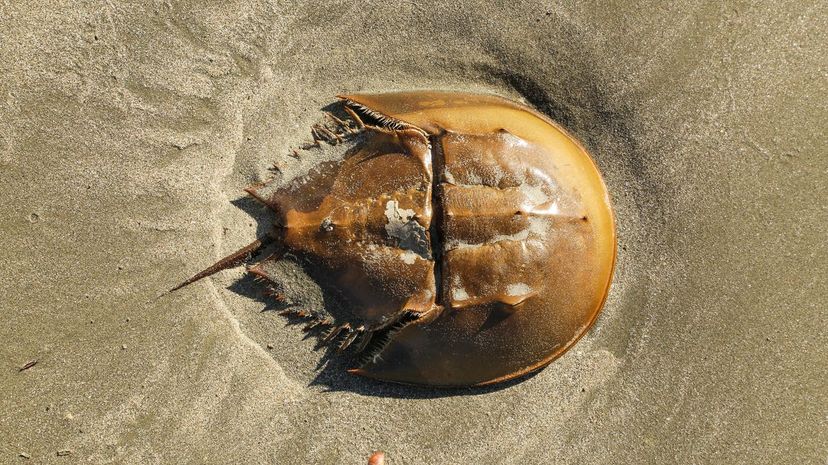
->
[249,128,438,326]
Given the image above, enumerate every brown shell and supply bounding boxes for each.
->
[175,91,616,387]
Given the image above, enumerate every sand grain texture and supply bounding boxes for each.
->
[1,1,826,464]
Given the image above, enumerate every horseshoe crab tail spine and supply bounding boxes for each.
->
[170,236,275,292]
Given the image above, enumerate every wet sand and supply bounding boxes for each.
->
[2,1,826,463]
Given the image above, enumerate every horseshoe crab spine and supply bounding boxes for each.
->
[169,236,275,292]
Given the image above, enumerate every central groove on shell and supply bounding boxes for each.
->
[428,134,446,308]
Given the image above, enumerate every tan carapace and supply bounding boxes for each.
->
[173,91,616,387]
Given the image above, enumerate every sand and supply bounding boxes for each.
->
[1,1,826,463]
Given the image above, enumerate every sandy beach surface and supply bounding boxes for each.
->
[2,1,826,463]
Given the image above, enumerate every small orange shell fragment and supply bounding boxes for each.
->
[367,451,385,465]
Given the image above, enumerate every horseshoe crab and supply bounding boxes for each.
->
[173,91,616,387]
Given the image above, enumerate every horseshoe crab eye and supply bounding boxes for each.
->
[320,218,335,232]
